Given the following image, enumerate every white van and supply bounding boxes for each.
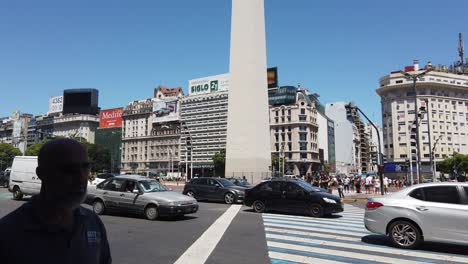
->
[9,156,40,200]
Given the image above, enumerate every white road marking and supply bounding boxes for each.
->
[174,204,242,264]
[269,251,349,264]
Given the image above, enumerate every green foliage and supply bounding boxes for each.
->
[25,139,51,156]
[212,149,226,177]
[437,154,468,179]
[323,163,331,173]
[271,153,287,175]
[85,143,111,173]
[0,143,22,170]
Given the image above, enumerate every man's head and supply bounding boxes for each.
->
[36,138,90,209]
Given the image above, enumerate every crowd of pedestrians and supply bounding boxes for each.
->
[306,174,409,198]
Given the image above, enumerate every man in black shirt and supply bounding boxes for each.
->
[0,138,111,264]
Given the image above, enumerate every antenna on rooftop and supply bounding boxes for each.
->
[458,32,464,66]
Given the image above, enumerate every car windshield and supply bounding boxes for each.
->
[138,180,168,192]
[218,178,235,187]
[295,180,322,192]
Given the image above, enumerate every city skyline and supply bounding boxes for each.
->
[1,0,467,121]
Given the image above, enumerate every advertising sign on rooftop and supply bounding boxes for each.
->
[188,73,229,95]
[48,96,63,115]
[100,108,123,128]
[152,100,179,123]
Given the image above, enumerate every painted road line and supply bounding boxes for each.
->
[262,215,365,228]
[270,251,349,264]
[267,241,426,264]
[174,204,241,264]
[262,213,365,225]
[263,222,364,238]
[263,218,370,233]
[266,233,468,263]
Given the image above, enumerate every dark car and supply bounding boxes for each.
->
[244,178,343,217]
[226,177,253,188]
[183,177,246,204]
[0,171,9,188]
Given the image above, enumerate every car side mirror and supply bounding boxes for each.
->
[133,189,139,194]
[215,184,220,188]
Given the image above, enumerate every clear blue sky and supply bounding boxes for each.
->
[1,0,466,122]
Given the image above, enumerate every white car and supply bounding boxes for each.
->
[90,173,117,186]
[365,182,468,249]
[8,156,40,200]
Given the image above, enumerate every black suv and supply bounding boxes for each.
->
[244,178,343,217]
[183,177,247,204]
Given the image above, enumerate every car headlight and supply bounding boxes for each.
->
[168,201,178,206]
[323,197,337,204]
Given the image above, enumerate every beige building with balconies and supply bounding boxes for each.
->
[269,89,320,177]
[377,61,468,178]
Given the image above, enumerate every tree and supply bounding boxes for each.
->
[85,143,111,173]
[323,163,331,174]
[0,143,22,170]
[437,154,468,181]
[25,139,51,156]
[271,153,287,176]
[212,149,226,177]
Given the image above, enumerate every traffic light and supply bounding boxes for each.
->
[378,165,384,174]
[371,152,378,164]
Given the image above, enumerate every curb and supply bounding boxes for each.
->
[342,198,369,203]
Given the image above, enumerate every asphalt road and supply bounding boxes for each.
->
[1,187,468,264]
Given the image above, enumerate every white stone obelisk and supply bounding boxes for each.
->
[225,0,271,183]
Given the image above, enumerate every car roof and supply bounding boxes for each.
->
[115,175,153,181]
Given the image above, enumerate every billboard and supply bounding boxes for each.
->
[48,96,63,115]
[267,67,278,88]
[100,108,123,128]
[63,89,99,115]
[188,73,229,95]
[152,100,179,123]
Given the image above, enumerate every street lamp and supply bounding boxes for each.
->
[400,67,432,184]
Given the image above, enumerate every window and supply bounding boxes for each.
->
[103,178,126,192]
[299,133,307,141]
[300,153,307,159]
[299,116,307,121]
[288,134,291,141]
[288,109,291,115]
[464,187,468,197]
[282,109,285,116]
[409,188,424,200]
[300,143,307,151]
[423,186,460,204]
[288,126,291,132]
[300,109,305,115]
[260,181,283,192]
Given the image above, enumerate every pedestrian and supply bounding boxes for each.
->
[0,138,112,264]
[365,174,373,194]
[383,176,389,194]
[343,176,350,193]
[338,178,345,198]
[355,177,362,193]
[374,177,380,194]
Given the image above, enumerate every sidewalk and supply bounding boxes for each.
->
[331,188,398,202]
[161,181,186,190]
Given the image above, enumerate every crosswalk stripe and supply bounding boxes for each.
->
[263,219,370,233]
[263,215,365,228]
[267,241,425,264]
[269,251,349,264]
[264,222,365,238]
[266,233,468,263]
[262,213,364,225]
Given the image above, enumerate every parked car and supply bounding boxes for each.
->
[90,173,118,186]
[8,156,40,200]
[244,178,343,217]
[89,175,198,220]
[365,182,468,249]
[183,177,246,204]
[0,171,9,188]
[226,177,253,188]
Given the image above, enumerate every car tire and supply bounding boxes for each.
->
[145,205,159,220]
[186,190,196,199]
[388,220,422,249]
[224,192,235,204]
[253,200,266,213]
[93,200,106,215]
[309,203,324,218]
[12,186,23,200]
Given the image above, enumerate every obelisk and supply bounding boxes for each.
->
[225,0,271,183]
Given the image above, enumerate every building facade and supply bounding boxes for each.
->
[180,75,229,177]
[121,96,182,176]
[269,87,320,177]
[377,61,468,179]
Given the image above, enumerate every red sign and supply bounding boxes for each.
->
[100,108,123,128]
[404,66,415,72]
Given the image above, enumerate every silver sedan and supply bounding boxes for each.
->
[364,182,468,249]
[89,175,198,220]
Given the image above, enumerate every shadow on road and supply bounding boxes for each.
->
[103,211,198,222]
[362,235,468,256]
